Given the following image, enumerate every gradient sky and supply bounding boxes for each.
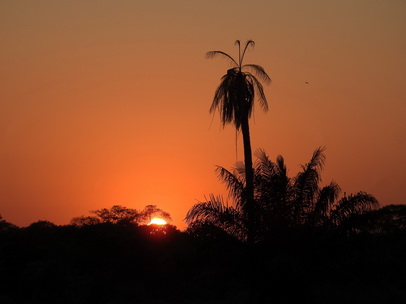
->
[1,0,405,229]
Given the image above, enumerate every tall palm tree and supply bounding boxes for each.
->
[206,40,271,242]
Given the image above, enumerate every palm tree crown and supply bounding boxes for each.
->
[206,40,271,130]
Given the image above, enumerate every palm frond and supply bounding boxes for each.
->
[185,195,226,224]
[184,194,247,240]
[210,82,233,124]
[314,181,341,219]
[331,191,379,226]
[245,74,269,112]
[303,146,326,172]
[292,148,327,223]
[240,40,255,64]
[254,149,276,180]
[243,64,271,84]
[206,51,238,67]
[253,148,268,161]
[253,150,291,219]
[235,40,241,66]
[294,147,326,194]
[210,71,248,129]
[215,165,244,203]
[320,182,341,205]
[275,155,287,177]
[233,161,246,178]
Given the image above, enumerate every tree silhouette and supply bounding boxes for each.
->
[352,204,406,234]
[26,220,57,230]
[70,204,173,227]
[330,192,379,236]
[0,214,18,231]
[139,204,172,224]
[206,40,271,242]
[70,215,101,226]
[90,205,139,224]
[186,147,379,242]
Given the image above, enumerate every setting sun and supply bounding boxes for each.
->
[148,218,167,226]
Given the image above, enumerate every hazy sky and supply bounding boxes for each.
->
[1,0,405,229]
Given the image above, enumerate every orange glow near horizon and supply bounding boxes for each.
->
[0,1,405,230]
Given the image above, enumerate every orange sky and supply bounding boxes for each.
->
[1,1,405,230]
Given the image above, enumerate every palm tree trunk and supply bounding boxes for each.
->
[241,114,255,243]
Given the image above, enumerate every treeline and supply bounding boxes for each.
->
[0,219,183,304]
[0,202,405,303]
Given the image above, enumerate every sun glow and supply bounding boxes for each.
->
[148,218,167,225]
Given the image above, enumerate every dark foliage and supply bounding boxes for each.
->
[70,204,172,226]
[186,147,380,243]
[0,209,405,303]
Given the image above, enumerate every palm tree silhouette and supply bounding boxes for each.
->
[330,191,379,236]
[186,147,379,242]
[206,40,271,242]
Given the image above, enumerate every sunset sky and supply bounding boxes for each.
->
[1,0,405,229]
